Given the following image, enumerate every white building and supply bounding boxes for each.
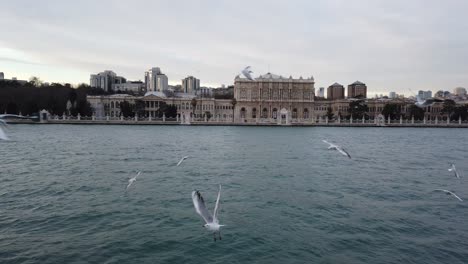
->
[453,87,467,96]
[145,67,168,92]
[182,76,200,94]
[418,90,432,100]
[90,70,126,92]
[0,72,4,80]
[389,92,396,99]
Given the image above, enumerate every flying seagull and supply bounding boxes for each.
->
[126,171,141,191]
[0,120,8,140]
[322,140,351,158]
[177,156,189,166]
[192,185,224,241]
[448,163,460,179]
[241,66,254,81]
[414,96,444,108]
[0,114,35,141]
[433,189,463,202]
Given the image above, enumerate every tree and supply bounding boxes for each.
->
[452,105,468,121]
[408,105,425,120]
[120,101,134,117]
[164,104,178,118]
[6,102,18,114]
[191,98,197,119]
[29,76,43,87]
[382,104,401,119]
[326,108,334,120]
[348,100,368,119]
[134,100,146,117]
[441,99,456,120]
[231,98,237,122]
[68,89,78,105]
[204,111,212,120]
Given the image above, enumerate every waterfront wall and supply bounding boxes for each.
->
[7,114,468,128]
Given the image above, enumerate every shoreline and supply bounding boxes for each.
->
[6,120,468,128]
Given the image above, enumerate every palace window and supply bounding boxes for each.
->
[304,108,309,119]
[252,108,257,118]
[240,107,246,118]
[292,108,298,119]
[272,108,278,119]
[262,108,268,118]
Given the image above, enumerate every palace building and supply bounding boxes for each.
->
[234,73,315,124]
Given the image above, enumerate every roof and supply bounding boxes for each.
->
[110,94,132,97]
[258,72,282,79]
[330,82,343,87]
[144,91,167,98]
[351,81,365,85]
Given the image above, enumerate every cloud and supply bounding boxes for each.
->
[0,0,467,93]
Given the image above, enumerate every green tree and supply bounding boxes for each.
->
[164,104,178,118]
[441,99,456,120]
[69,89,78,105]
[452,105,468,121]
[326,107,334,120]
[134,100,146,117]
[382,104,401,119]
[120,101,135,117]
[191,98,198,119]
[29,76,43,87]
[231,98,237,122]
[408,105,425,120]
[204,111,212,120]
[348,100,368,119]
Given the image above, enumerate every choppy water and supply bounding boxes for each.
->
[1,125,467,264]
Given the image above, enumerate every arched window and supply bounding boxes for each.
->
[272,108,278,119]
[252,108,257,118]
[303,108,309,119]
[292,108,298,118]
[240,107,246,118]
[262,108,268,118]
[111,101,115,108]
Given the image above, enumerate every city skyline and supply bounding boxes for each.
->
[1,1,468,96]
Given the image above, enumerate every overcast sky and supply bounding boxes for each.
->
[1,0,467,96]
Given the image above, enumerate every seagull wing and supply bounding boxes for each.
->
[126,179,134,190]
[452,165,460,178]
[177,157,185,166]
[0,114,30,119]
[192,191,213,224]
[213,185,222,223]
[434,189,463,201]
[338,148,351,158]
[0,126,9,140]
[322,140,333,147]
[134,171,141,179]
[449,192,463,201]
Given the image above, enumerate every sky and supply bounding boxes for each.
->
[0,0,467,96]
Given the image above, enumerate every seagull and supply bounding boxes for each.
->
[125,171,141,191]
[414,96,444,108]
[433,189,463,201]
[177,156,189,166]
[192,185,224,241]
[448,163,460,179]
[322,140,351,158]
[0,120,8,140]
[241,66,254,81]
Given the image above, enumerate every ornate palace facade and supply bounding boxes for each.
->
[234,73,315,124]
